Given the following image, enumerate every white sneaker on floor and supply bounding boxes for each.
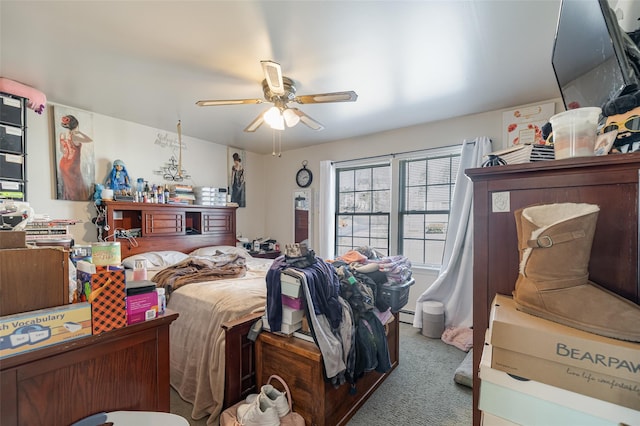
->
[237,394,280,426]
[245,384,289,417]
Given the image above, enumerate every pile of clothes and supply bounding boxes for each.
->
[265,246,411,391]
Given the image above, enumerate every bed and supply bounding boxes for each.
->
[117,211,400,426]
[121,245,271,425]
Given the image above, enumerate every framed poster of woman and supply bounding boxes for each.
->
[52,105,95,201]
[228,148,246,207]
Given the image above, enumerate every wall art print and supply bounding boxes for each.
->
[228,147,246,208]
[52,105,96,201]
[503,102,555,147]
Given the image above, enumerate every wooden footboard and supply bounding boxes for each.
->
[222,312,400,425]
[255,315,400,426]
[222,311,264,408]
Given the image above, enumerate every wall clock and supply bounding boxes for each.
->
[296,160,313,188]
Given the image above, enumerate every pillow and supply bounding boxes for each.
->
[189,245,252,258]
[122,250,189,270]
[245,258,274,272]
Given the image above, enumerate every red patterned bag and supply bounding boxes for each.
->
[90,266,126,334]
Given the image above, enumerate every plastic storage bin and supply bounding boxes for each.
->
[549,107,601,159]
[379,278,415,312]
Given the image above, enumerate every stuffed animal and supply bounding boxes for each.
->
[601,85,640,152]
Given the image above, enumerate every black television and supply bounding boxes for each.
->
[551,0,640,110]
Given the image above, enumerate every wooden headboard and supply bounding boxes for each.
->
[102,201,237,257]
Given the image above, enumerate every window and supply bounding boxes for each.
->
[399,151,460,267]
[335,164,391,256]
[332,146,460,267]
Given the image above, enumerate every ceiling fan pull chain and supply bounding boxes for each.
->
[278,131,282,157]
[272,130,276,156]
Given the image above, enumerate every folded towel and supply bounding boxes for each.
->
[441,326,473,352]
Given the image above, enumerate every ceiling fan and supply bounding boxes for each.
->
[196,60,358,132]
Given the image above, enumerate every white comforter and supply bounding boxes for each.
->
[167,258,271,425]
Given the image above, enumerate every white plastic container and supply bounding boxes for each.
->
[132,259,148,281]
[422,300,445,338]
[156,288,166,315]
[549,107,601,159]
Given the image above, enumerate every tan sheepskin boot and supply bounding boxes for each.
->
[513,202,640,342]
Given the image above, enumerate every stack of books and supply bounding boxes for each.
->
[24,218,77,243]
[168,184,195,205]
[479,294,639,425]
[193,186,227,206]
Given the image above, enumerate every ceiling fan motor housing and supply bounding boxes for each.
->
[262,76,296,104]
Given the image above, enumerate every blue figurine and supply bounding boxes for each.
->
[93,183,104,205]
[105,159,131,194]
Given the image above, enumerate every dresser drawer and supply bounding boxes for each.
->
[0,124,23,153]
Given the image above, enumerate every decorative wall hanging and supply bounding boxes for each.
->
[502,102,555,147]
[228,148,246,207]
[51,105,96,201]
[154,120,191,181]
[154,156,191,182]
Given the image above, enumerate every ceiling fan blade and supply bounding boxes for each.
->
[261,60,285,96]
[244,111,266,132]
[295,91,358,104]
[196,98,263,107]
[289,108,324,131]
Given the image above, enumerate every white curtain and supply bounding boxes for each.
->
[318,160,336,260]
[413,136,492,329]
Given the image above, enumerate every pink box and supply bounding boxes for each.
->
[282,295,303,310]
[126,291,158,325]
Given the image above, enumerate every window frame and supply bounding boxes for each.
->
[334,163,391,256]
[397,147,461,268]
[332,145,460,268]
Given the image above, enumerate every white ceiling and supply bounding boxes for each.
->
[1,0,565,155]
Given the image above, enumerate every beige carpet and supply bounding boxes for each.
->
[171,321,473,425]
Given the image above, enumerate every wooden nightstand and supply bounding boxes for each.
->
[250,250,281,259]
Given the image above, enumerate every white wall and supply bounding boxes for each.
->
[24,103,267,244]
[259,98,564,317]
[22,97,562,318]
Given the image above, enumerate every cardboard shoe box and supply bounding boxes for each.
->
[282,306,304,325]
[492,344,640,410]
[280,272,302,298]
[479,338,640,425]
[489,294,640,411]
[0,303,91,359]
[489,294,640,383]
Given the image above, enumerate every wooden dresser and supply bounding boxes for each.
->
[0,246,69,316]
[255,315,399,426]
[466,154,640,426]
[0,311,178,426]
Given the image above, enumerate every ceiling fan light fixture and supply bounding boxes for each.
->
[264,106,284,130]
[283,108,300,127]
